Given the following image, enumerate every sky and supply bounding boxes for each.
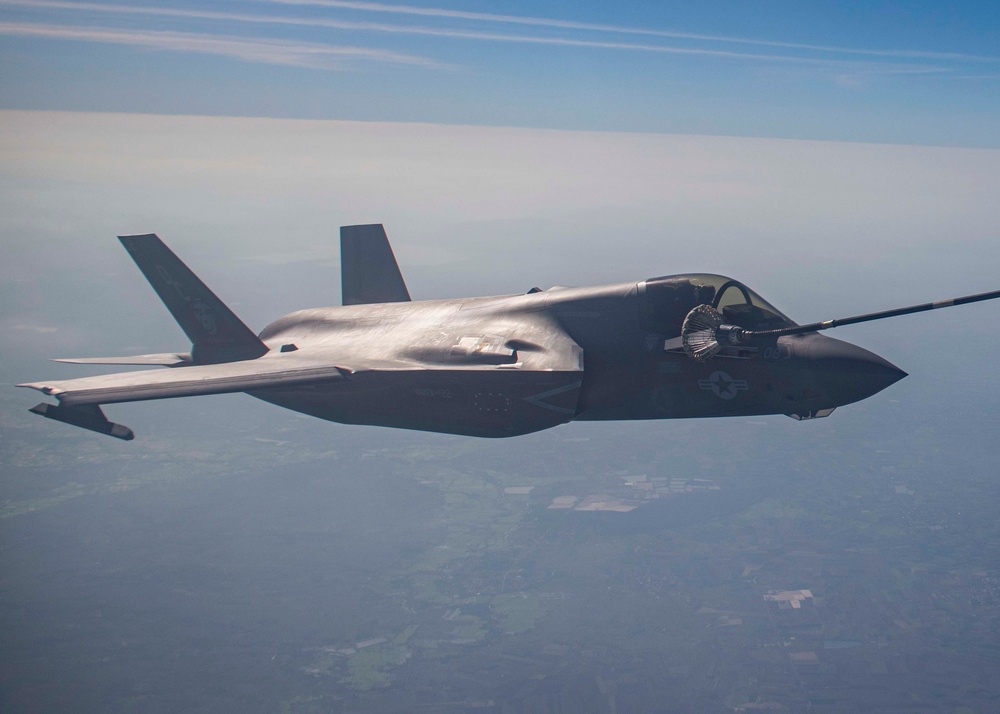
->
[2,111,998,383]
[0,0,998,146]
[2,10,1000,709]
[0,8,1000,711]
[0,4,998,400]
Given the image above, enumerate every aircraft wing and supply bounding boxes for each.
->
[19,355,345,407]
[53,353,192,366]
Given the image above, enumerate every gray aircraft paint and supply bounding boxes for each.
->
[23,224,967,440]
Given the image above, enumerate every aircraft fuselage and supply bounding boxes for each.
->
[22,229,927,442]
[251,279,904,437]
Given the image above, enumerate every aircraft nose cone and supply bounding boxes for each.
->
[796,335,907,406]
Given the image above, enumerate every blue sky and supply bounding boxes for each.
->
[1,1,998,146]
[1,7,999,487]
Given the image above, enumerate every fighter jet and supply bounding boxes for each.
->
[19,226,1000,440]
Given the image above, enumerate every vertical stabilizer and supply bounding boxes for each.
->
[340,224,411,306]
[118,234,267,364]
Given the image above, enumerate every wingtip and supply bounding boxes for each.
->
[17,381,58,396]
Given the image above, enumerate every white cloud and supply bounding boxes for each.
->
[1,110,997,367]
[265,0,1000,63]
[0,0,979,74]
[12,325,58,333]
[2,111,997,295]
[0,20,445,70]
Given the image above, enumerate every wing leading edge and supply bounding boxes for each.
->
[53,353,192,366]
[19,356,346,407]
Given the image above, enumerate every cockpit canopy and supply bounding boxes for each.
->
[641,274,795,335]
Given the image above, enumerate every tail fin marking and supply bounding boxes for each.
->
[118,234,267,364]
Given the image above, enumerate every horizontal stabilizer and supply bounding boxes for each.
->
[29,403,134,440]
[54,353,191,366]
[119,234,267,364]
[19,355,345,406]
[340,224,411,306]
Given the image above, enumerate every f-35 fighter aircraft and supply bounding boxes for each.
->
[20,225,1000,440]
